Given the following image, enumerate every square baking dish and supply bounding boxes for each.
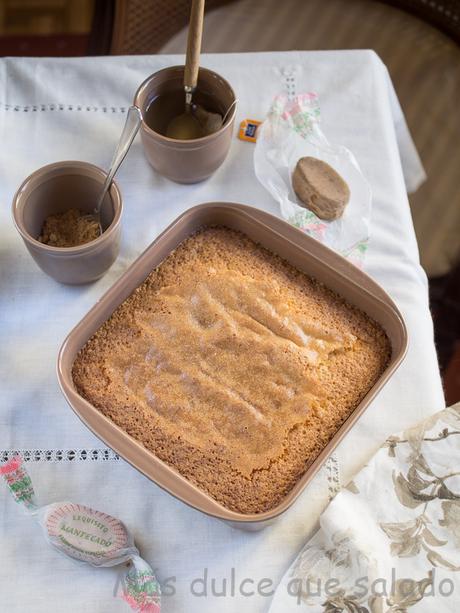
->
[58,202,407,530]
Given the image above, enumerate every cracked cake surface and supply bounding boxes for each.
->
[72,226,391,514]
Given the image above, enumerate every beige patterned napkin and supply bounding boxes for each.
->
[269,403,460,612]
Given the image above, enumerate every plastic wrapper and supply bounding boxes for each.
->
[1,456,161,612]
[254,93,372,266]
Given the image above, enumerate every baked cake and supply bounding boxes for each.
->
[72,227,391,514]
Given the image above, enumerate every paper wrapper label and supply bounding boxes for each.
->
[45,502,129,563]
[1,456,161,612]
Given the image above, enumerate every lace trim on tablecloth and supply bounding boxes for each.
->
[0,103,128,113]
[325,455,341,499]
[0,448,120,462]
[0,449,341,493]
[280,65,300,100]
[0,67,300,112]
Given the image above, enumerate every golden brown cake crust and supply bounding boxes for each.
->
[72,227,391,514]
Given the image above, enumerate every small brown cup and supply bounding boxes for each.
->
[134,66,236,184]
[12,161,122,285]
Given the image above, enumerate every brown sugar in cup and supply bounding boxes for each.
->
[38,208,101,248]
[134,66,236,184]
[12,161,122,285]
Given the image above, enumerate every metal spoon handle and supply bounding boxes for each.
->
[96,105,142,213]
[222,98,238,125]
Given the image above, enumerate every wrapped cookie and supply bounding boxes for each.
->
[254,92,372,266]
[1,456,161,612]
[292,156,350,220]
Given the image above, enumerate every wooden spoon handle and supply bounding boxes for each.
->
[184,0,205,91]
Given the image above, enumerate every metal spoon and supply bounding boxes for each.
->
[86,105,142,233]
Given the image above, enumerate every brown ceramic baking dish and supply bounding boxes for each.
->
[57,203,407,530]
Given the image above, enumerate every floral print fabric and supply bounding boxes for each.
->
[269,403,460,612]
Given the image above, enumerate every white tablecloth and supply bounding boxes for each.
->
[0,51,444,612]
